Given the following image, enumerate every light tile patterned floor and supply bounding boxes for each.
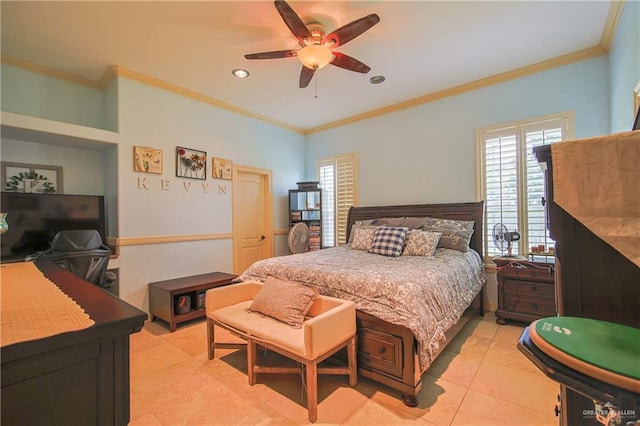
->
[129,312,559,425]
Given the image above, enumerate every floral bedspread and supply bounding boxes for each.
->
[236,245,486,370]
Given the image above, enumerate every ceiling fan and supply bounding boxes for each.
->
[244,0,380,88]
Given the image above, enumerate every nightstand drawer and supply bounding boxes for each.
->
[503,294,556,317]
[504,279,555,299]
[500,266,554,283]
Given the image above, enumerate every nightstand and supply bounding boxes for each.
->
[494,256,556,325]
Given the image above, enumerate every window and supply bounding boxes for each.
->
[476,112,574,261]
[316,153,358,247]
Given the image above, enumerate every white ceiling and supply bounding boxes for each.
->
[1,1,613,132]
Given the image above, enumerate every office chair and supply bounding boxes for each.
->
[35,229,116,290]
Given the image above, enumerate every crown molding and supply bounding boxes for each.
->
[1,54,103,90]
[305,45,607,135]
[111,66,305,134]
[2,0,620,138]
[600,0,624,51]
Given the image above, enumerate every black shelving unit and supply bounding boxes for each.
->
[289,182,322,251]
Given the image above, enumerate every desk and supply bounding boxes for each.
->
[1,261,147,426]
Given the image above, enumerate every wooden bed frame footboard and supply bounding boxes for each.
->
[346,201,485,406]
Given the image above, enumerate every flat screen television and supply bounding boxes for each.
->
[0,192,106,263]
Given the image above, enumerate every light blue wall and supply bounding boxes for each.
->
[1,64,113,131]
[108,77,305,309]
[609,0,640,132]
[0,67,305,311]
[306,56,610,206]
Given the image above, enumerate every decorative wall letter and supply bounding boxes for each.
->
[137,177,150,189]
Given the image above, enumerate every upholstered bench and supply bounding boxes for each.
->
[206,278,357,423]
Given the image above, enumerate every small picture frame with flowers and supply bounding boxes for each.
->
[176,146,207,180]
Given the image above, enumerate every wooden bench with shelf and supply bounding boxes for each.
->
[149,271,237,331]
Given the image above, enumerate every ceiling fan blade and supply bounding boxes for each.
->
[330,52,371,73]
[245,50,298,60]
[323,14,380,48]
[275,0,312,46]
[299,66,315,88]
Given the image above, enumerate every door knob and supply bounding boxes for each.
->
[260,235,266,241]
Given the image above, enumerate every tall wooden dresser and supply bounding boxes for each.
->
[533,143,640,426]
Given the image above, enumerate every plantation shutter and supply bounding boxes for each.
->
[478,112,573,262]
[317,153,358,247]
[318,161,336,247]
[335,155,357,245]
[483,127,519,258]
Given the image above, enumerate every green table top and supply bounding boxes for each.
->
[533,317,640,381]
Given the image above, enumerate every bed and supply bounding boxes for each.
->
[236,201,486,406]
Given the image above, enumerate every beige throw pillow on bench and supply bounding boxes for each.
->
[247,275,319,328]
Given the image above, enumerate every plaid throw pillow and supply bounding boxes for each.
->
[369,226,409,257]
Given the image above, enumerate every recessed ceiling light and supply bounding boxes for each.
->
[369,75,385,84]
[232,69,250,78]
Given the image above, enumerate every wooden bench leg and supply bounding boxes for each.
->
[305,360,318,423]
[247,338,256,386]
[207,318,215,360]
[347,336,358,387]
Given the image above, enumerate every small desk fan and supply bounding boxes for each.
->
[288,222,310,254]
[493,223,521,257]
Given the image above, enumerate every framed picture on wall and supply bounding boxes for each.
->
[212,157,232,180]
[176,146,206,180]
[1,161,62,193]
[134,146,163,174]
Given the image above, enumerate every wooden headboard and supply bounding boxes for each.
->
[346,201,485,258]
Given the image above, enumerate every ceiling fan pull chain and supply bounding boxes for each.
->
[314,74,318,99]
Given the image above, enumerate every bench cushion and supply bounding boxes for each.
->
[212,301,306,355]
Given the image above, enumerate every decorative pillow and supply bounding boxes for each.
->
[247,275,319,328]
[423,217,474,231]
[369,226,409,257]
[373,217,429,229]
[351,226,378,249]
[423,227,474,252]
[402,230,442,257]
[348,223,377,243]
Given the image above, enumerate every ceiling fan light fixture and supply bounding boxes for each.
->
[297,44,333,70]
